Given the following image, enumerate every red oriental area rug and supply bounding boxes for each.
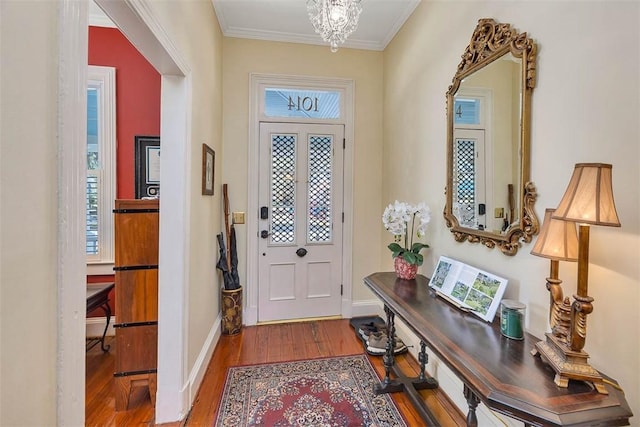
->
[214,354,407,427]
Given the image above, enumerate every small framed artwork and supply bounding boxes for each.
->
[202,143,215,196]
[134,135,161,198]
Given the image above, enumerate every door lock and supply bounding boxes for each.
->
[296,248,308,257]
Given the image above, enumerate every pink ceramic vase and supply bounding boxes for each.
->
[394,256,418,280]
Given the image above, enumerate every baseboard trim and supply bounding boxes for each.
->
[86,316,116,338]
[350,299,383,318]
[187,313,222,404]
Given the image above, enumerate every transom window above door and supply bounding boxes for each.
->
[264,87,341,120]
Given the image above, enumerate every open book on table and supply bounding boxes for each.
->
[428,256,508,323]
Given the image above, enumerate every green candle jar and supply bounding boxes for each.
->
[500,299,525,340]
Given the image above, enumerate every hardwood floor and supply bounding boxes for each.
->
[86,319,465,426]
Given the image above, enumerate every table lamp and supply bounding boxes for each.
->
[535,163,620,394]
[530,208,578,339]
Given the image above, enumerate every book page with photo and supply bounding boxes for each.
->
[428,256,508,322]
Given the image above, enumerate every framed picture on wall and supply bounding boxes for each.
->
[134,135,160,198]
[202,143,215,196]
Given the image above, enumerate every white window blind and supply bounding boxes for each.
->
[86,65,116,269]
[86,173,100,256]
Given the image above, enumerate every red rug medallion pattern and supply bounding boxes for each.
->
[215,355,406,426]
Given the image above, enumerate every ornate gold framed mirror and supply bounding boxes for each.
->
[444,18,539,255]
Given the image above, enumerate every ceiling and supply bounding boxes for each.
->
[211,0,421,51]
[90,1,421,52]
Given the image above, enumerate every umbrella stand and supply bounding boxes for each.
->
[219,184,242,334]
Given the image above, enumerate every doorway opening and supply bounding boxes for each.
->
[59,1,190,424]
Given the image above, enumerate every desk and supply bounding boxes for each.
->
[86,282,115,352]
[364,272,633,427]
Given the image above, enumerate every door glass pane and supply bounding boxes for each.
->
[453,138,476,228]
[307,135,332,243]
[270,134,296,244]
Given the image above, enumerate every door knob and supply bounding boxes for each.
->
[260,230,270,239]
[296,248,308,257]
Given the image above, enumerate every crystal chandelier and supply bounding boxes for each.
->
[307,0,363,52]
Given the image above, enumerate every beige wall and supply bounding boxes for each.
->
[0,2,60,425]
[149,0,225,375]
[221,38,384,303]
[384,0,639,421]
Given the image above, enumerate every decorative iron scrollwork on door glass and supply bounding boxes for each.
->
[270,134,296,244]
[453,139,476,229]
[307,135,333,243]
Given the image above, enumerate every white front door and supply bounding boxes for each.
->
[258,122,344,322]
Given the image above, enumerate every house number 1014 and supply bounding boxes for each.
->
[288,96,319,112]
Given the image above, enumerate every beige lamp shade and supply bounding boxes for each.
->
[552,163,621,227]
[531,208,579,261]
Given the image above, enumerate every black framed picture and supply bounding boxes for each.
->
[134,135,160,198]
[202,143,215,196]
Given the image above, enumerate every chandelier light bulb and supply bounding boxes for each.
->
[329,3,349,29]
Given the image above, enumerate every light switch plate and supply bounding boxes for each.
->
[232,212,245,224]
[494,208,504,218]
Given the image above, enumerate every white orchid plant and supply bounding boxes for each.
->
[382,201,431,266]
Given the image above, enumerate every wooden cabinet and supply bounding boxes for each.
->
[113,199,159,411]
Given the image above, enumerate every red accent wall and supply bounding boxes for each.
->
[88,25,161,200]
[87,26,160,317]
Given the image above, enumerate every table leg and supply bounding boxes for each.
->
[373,306,439,424]
[464,383,480,427]
[375,305,402,394]
[413,340,438,390]
[99,301,112,352]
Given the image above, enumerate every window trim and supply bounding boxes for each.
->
[87,65,116,272]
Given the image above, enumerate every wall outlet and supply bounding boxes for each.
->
[232,212,245,224]
[494,207,504,218]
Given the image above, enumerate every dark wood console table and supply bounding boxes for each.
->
[364,272,633,427]
[86,282,115,352]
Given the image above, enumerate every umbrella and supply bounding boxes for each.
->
[216,233,234,290]
[229,224,240,289]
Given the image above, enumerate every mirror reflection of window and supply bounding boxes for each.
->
[454,98,480,125]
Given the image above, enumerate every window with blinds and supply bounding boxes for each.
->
[86,66,116,268]
[86,174,99,255]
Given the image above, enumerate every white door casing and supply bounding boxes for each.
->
[247,74,355,325]
[258,123,344,322]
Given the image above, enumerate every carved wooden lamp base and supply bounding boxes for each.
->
[532,333,608,394]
